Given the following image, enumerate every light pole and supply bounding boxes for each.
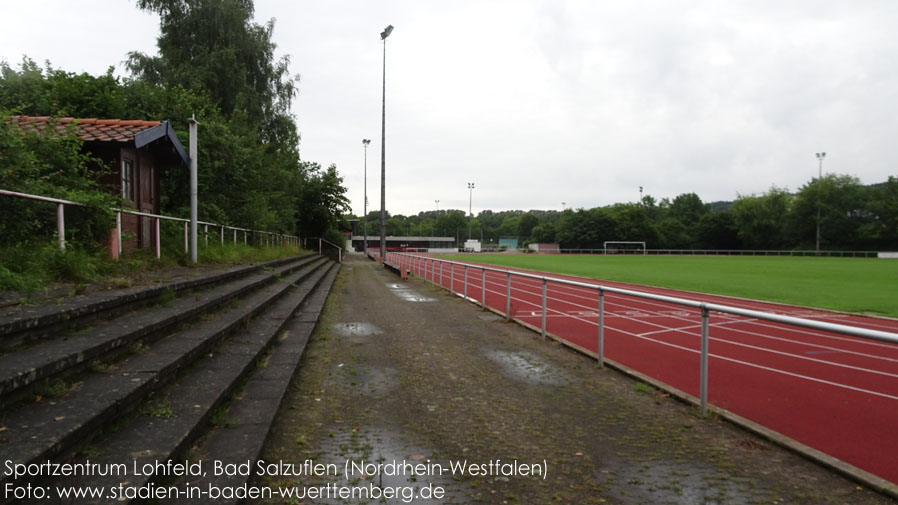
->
[815,152,826,253]
[379,24,393,260]
[362,139,371,254]
[434,200,439,236]
[467,182,475,241]
[562,201,566,211]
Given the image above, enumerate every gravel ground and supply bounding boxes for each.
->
[256,254,896,505]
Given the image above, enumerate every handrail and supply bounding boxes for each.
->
[311,237,343,263]
[1,187,299,258]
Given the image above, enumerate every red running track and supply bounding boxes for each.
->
[388,253,898,486]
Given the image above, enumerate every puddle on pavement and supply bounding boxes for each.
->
[304,427,468,504]
[332,364,398,397]
[485,350,571,386]
[332,322,384,342]
[598,459,759,505]
[386,283,436,302]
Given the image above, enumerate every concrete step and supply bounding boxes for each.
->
[0,254,310,350]
[0,257,332,494]
[46,261,339,503]
[168,262,340,504]
[0,254,320,404]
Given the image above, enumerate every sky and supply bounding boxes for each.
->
[2,1,897,217]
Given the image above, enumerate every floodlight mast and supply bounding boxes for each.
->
[362,139,371,255]
[379,25,393,260]
[467,182,475,241]
[816,152,826,253]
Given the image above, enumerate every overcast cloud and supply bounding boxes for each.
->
[2,1,897,216]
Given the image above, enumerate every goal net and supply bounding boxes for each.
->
[603,241,646,255]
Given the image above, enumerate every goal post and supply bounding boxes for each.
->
[603,241,646,255]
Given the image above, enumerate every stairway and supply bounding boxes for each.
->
[0,253,339,504]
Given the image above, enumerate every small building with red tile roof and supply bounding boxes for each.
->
[6,115,189,253]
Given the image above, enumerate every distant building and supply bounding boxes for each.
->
[349,235,456,253]
[528,243,561,254]
[7,116,188,253]
[499,237,519,249]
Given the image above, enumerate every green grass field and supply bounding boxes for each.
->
[440,254,898,318]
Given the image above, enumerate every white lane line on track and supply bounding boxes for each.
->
[601,324,898,402]
[488,272,898,365]
[462,272,898,382]
[431,261,898,401]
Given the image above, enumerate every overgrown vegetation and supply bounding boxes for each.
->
[0,0,349,291]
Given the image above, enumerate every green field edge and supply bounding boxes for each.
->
[438,254,898,319]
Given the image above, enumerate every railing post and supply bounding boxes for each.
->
[220,226,224,245]
[116,211,122,257]
[481,268,486,308]
[184,222,188,254]
[56,203,65,250]
[233,228,237,245]
[541,278,548,338]
[204,224,208,247]
[439,261,443,288]
[450,264,454,294]
[597,289,605,368]
[700,304,710,416]
[155,218,161,259]
[319,238,322,255]
[505,272,511,321]
[464,265,468,300]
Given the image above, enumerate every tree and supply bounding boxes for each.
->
[531,223,556,243]
[864,176,898,248]
[731,187,792,250]
[791,174,868,249]
[295,163,350,241]
[435,211,467,243]
[695,211,741,250]
[517,213,539,239]
[128,0,298,144]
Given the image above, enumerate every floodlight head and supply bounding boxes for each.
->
[381,25,394,40]
[362,139,371,145]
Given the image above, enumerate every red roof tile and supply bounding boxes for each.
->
[5,115,161,143]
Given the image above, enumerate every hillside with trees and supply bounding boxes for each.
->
[357,176,898,252]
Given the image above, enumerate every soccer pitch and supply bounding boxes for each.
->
[440,254,898,318]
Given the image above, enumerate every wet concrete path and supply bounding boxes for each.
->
[256,255,894,505]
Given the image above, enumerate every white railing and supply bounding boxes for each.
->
[0,188,299,259]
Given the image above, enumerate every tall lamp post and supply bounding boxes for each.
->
[467,182,475,241]
[362,139,371,254]
[379,24,394,260]
[815,152,826,253]
[434,200,439,237]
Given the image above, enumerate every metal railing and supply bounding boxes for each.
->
[309,237,343,263]
[0,188,299,258]
[384,251,898,416]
